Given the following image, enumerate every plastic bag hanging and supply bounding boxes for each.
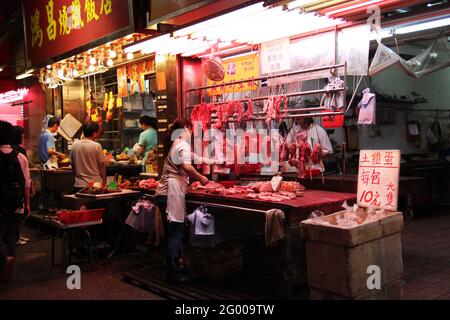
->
[401,36,450,78]
[369,42,401,76]
[369,36,450,78]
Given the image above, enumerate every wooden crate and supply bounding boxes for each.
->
[300,210,404,299]
[182,244,244,281]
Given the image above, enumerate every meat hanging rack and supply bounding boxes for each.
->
[185,62,347,121]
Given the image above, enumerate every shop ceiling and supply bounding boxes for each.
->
[37,0,449,88]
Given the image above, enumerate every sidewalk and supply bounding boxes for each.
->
[403,211,450,300]
[1,212,450,299]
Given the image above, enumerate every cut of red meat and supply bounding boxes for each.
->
[246,99,254,120]
[312,143,323,164]
[193,103,212,132]
[259,182,274,193]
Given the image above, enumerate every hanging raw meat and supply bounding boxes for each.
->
[246,99,254,120]
[263,96,274,125]
[311,144,323,164]
[191,103,211,132]
[236,102,245,123]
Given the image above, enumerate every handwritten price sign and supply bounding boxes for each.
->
[357,150,400,211]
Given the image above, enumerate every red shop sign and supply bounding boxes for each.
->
[22,0,133,67]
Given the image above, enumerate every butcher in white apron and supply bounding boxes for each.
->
[155,118,210,285]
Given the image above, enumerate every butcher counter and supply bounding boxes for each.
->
[185,188,356,297]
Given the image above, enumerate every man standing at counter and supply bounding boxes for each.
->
[155,118,210,285]
[70,122,107,192]
[39,117,65,168]
[136,116,157,163]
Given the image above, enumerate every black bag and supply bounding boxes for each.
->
[0,150,25,216]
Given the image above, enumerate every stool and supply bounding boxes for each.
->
[50,220,103,272]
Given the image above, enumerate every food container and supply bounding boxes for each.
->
[56,208,105,224]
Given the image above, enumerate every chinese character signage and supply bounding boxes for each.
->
[260,38,291,75]
[207,53,259,96]
[22,0,132,67]
[357,150,400,211]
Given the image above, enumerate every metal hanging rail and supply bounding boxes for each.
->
[209,111,344,124]
[202,87,345,107]
[186,63,346,93]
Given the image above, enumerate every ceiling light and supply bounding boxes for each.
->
[124,34,171,53]
[427,2,443,7]
[109,47,117,58]
[127,52,134,60]
[88,65,95,72]
[46,65,51,69]
[57,68,64,78]
[107,58,114,67]
[396,17,450,35]
[72,69,79,78]
[287,0,317,11]
[16,72,34,80]
[0,66,3,72]
[325,0,383,15]
[89,56,96,65]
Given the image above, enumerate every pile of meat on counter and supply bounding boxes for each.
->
[191,180,305,203]
[78,185,123,194]
[119,178,159,190]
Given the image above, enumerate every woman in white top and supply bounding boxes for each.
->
[155,118,214,285]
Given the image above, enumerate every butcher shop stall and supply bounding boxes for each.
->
[20,0,450,300]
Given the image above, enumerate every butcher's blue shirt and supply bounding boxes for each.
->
[39,130,55,162]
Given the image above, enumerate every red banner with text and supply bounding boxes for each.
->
[22,0,131,67]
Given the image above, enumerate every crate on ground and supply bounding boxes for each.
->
[183,244,244,281]
[56,208,105,224]
[300,209,404,300]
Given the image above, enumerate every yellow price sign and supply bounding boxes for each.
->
[207,53,259,96]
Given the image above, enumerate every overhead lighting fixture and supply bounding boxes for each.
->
[124,34,171,53]
[396,17,450,35]
[109,46,117,58]
[127,52,134,60]
[72,69,79,78]
[287,0,317,11]
[0,88,29,104]
[16,72,34,80]
[427,1,443,7]
[0,66,3,72]
[57,68,64,78]
[325,0,383,15]
[197,44,251,58]
[106,58,114,67]
[89,56,97,65]
[395,8,409,14]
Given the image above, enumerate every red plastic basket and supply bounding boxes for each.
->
[56,208,105,224]
[321,109,344,128]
